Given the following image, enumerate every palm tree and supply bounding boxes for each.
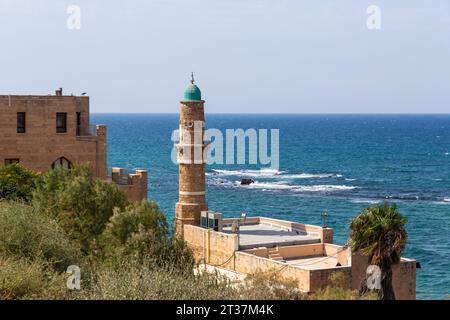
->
[349,202,408,300]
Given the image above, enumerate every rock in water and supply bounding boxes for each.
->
[241,178,255,185]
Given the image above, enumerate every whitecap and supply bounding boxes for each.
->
[293,185,357,192]
[350,199,381,204]
[283,173,339,179]
[241,181,296,190]
[207,178,235,187]
[239,181,357,193]
[210,169,284,177]
[434,199,450,205]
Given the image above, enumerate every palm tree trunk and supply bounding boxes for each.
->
[380,268,396,300]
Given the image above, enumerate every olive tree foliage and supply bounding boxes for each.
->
[99,201,194,272]
[33,166,128,252]
[0,164,39,201]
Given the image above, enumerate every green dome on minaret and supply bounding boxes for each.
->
[183,73,202,101]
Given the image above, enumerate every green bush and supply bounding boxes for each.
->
[0,164,39,201]
[99,201,194,272]
[0,255,49,300]
[0,254,73,300]
[0,201,82,272]
[238,270,306,300]
[33,166,128,251]
[80,256,239,300]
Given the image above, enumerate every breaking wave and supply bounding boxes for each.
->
[208,169,284,178]
[237,181,357,192]
[283,173,343,179]
[207,176,450,204]
[350,199,382,204]
[208,169,343,180]
[210,179,358,192]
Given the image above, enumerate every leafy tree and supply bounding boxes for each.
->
[33,166,128,252]
[100,201,194,272]
[349,203,408,300]
[0,164,38,201]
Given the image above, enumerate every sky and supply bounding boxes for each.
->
[0,0,449,113]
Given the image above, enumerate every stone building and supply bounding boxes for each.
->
[175,78,417,299]
[0,88,147,201]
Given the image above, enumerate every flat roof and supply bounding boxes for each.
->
[285,256,340,270]
[222,222,321,250]
[0,95,87,99]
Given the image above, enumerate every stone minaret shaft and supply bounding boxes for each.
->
[175,78,208,237]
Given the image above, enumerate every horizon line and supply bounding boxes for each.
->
[90,112,450,115]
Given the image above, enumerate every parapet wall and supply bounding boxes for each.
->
[111,168,148,202]
[184,224,238,266]
[244,243,350,267]
[222,216,334,243]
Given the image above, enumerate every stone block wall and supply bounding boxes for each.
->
[111,168,148,202]
[184,224,238,266]
[351,252,416,299]
[233,251,312,292]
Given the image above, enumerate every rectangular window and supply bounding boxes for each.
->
[76,112,81,136]
[56,112,67,133]
[17,112,26,133]
[5,159,20,165]
[201,217,208,228]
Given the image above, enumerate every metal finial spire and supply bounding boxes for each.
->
[191,72,195,84]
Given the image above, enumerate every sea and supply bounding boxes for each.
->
[91,113,450,300]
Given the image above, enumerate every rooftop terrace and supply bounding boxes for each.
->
[221,217,326,250]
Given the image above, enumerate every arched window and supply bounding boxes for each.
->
[51,157,72,170]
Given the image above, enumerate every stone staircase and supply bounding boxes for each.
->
[268,247,286,263]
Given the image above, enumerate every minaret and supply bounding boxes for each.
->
[175,74,208,237]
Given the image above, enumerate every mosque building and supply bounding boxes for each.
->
[174,75,417,299]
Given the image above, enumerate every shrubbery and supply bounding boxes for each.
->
[0,164,38,201]
[33,166,128,252]
[99,201,194,272]
[0,201,82,272]
[82,256,239,300]
[0,255,71,300]
[0,164,375,300]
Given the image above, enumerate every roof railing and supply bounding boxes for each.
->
[76,125,97,137]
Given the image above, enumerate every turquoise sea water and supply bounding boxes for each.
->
[92,114,450,300]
